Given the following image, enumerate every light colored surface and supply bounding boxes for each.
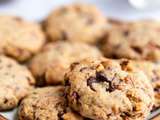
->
[129,0,160,10]
[0,0,160,119]
[0,0,160,21]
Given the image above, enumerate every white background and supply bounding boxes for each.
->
[1,0,160,119]
[0,0,160,22]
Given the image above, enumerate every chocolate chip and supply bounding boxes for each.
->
[111,54,119,59]
[71,91,80,101]
[61,31,68,40]
[87,77,97,91]
[154,86,160,93]
[58,111,65,120]
[36,75,46,86]
[87,71,115,92]
[64,78,70,86]
[4,98,8,104]
[96,71,109,82]
[123,31,129,36]
[80,67,88,72]
[131,46,142,54]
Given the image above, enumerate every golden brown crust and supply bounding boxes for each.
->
[45,4,107,44]
[29,41,102,85]
[119,59,160,109]
[100,21,160,61]
[0,15,45,61]
[0,55,35,111]
[18,86,84,120]
[65,58,154,120]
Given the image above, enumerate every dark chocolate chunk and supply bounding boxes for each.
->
[154,86,160,93]
[4,98,8,104]
[131,46,142,54]
[96,71,115,92]
[36,75,46,86]
[58,111,65,120]
[87,77,97,91]
[64,78,70,86]
[87,71,115,92]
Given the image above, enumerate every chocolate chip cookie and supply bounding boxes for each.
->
[100,21,160,61]
[65,58,154,120]
[119,59,160,109]
[0,55,35,111]
[0,15,45,61]
[29,41,102,85]
[44,4,106,44]
[18,86,84,120]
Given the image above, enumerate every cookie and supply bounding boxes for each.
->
[65,58,154,120]
[44,4,106,44]
[0,55,35,111]
[119,59,160,109]
[0,15,45,61]
[100,21,160,61]
[29,41,102,85]
[18,86,84,120]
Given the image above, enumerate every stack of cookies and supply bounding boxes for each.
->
[0,4,159,120]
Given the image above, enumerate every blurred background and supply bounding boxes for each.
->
[0,0,160,21]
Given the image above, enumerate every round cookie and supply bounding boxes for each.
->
[45,4,106,44]
[29,41,102,85]
[100,21,160,61]
[65,58,154,120]
[119,59,160,109]
[18,86,84,120]
[0,15,45,61]
[0,55,35,111]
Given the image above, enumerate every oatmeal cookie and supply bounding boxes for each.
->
[65,58,154,120]
[0,55,35,111]
[18,86,84,120]
[45,4,106,44]
[29,41,102,85]
[0,15,45,61]
[100,21,160,61]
